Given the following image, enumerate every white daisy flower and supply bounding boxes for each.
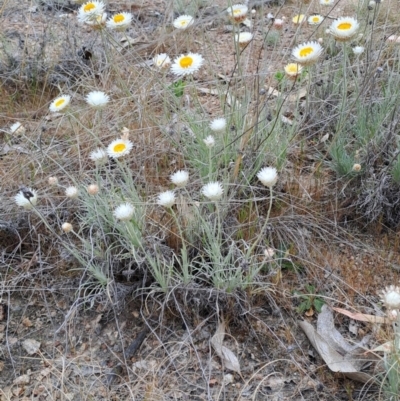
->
[157,190,176,208]
[49,95,71,112]
[170,53,204,77]
[320,0,334,5]
[114,203,135,221]
[292,41,323,66]
[235,32,253,47]
[210,118,227,132]
[284,63,303,79]
[329,17,359,42]
[308,15,324,25]
[65,186,79,199]
[352,46,365,55]
[257,167,278,188]
[170,170,189,187]
[380,286,400,310]
[153,53,171,69]
[201,182,223,201]
[292,14,306,25]
[227,4,248,23]
[89,148,108,164]
[9,122,26,135]
[84,12,107,28]
[203,135,215,148]
[77,1,105,23]
[173,15,194,29]
[14,188,38,210]
[62,222,73,233]
[106,12,133,30]
[85,91,110,108]
[107,138,133,159]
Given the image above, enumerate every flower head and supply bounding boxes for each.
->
[227,4,248,23]
[14,188,38,210]
[170,170,189,187]
[107,138,133,159]
[49,95,71,112]
[308,15,324,25]
[62,222,73,233]
[284,63,303,80]
[352,163,362,172]
[65,186,79,199]
[257,167,278,188]
[171,53,204,77]
[329,17,359,42]
[157,190,176,208]
[380,286,400,310]
[84,12,107,28]
[201,182,223,201]
[77,1,105,23]
[203,135,215,148]
[173,15,194,29]
[9,122,26,135]
[292,41,323,66]
[90,148,108,164]
[210,118,227,132]
[114,203,135,221]
[273,18,284,29]
[352,45,365,55]
[86,91,110,108]
[87,184,99,195]
[153,53,171,69]
[106,12,132,30]
[320,0,334,5]
[292,14,306,25]
[235,32,253,47]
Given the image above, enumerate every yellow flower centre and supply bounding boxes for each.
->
[114,14,125,23]
[179,56,193,68]
[299,47,314,57]
[84,3,96,12]
[114,143,126,153]
[287,65,298,73]
[233,9,242,15]
[337,22,352,30]
[180,20,187,26]
[312,17,320,22]
[55,99,65,107]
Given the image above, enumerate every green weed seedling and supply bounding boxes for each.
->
[294,284,325,314]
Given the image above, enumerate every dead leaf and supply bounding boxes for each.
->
[211,321,241,374]
[287,87,307,102]
[371,341,394,353]
[22,338,41,355]
[298,305,376,384]
[13,374,30,385]
[305,308,314,317]
[22,317,33,327]
[333,307,388,324]
[281,115,293,125]
[265,86,281,97]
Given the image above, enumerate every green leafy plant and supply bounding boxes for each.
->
[294,284,325,314]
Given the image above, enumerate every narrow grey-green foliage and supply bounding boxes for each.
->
[391,155,400,185]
